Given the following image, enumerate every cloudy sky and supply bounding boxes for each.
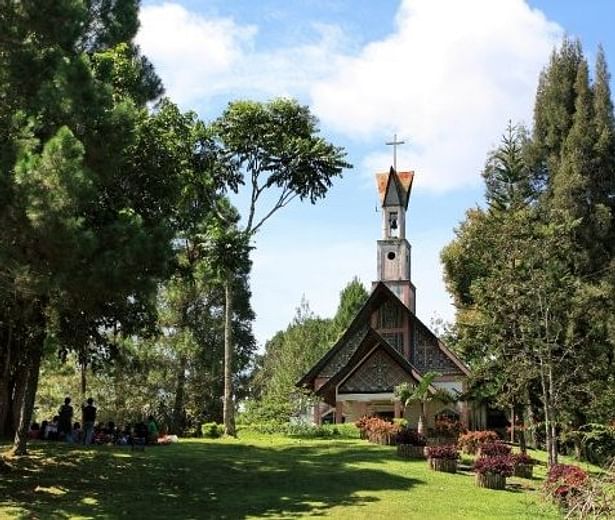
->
[137,0,615,346]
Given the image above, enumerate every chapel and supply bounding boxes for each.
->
[298,165,485,430]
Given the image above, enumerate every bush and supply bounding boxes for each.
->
[511,452,534,466]
[426,445,460,460]
[433,417,466,439]
[201,422,224,438]
[356,416,400,445]
[479,442,512,458]
[576,423,615,464]
[473,455,514,477]
[286,423,338,438]
[543,464,589,504]
[396,428,427,446]
[458,430,499,454]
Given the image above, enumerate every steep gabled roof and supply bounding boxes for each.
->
[315,328,432,396]
[297,282,470,389]
[375,167,414,210]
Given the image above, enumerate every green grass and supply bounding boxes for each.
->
[1,434,564,519]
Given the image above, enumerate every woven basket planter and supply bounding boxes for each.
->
[428,458,457,473]
[475,472,506,490]
[513,463,534,479]
[397,444,427,459]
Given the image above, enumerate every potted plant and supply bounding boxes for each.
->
[511,453,535,478]
[478,441,512,458]
[474,455,514,490]
[426,445,459,473]
[396,428,427,458]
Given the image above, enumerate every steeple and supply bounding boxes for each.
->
[374,166,416,311]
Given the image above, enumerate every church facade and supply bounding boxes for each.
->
[298,166,484,430]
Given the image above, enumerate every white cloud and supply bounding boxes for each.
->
[311,0,562,191]
[137,3,345,107]
[136,3,258,105]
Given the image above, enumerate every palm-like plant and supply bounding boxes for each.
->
[395,372,456,435]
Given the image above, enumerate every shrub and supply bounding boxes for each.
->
[511,452,534,466]
[396,428,427,446]
[201,422,224,438]
[576,423,615,464]
[479,442,512,458]
[543,464,589,504]
[565,459,615,518]
[473,455,514,477]
[434,417,465,439]
[286,423,338,438]
[458,430,499,454]
[356,416,400,445]
[426,445,459,460]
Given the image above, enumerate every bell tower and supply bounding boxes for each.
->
[375,166,416,312]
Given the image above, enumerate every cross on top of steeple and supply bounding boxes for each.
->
[385,133,405,171]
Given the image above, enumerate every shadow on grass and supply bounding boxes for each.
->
[1,438,422,519]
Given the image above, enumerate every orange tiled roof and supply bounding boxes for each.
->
[376,169,414,207]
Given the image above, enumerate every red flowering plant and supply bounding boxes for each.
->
[479,442,512,458]
[426,445,460,460]
[458,430,499,454]
[543,464,589,503]
[434,417,465,439]
[473,455,514,477]
[396,428,427,446]
[511,452,534,466]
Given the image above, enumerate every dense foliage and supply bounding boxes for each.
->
[1,2,350,453]
[246,278,368,423]
[441,39,615,465]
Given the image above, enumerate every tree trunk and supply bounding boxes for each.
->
[172,354,187,435]
[11,335,44,456]
[223,280,235,436]
[510,404,516,444]
[417,402,426,436]
[0,324,14,436]
[80,360,87,401]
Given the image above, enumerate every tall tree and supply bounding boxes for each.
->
[0,2,215,454]
[213,98,351,434]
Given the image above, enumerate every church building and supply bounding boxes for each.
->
[298,165,482,429]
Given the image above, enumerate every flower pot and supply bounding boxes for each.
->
[475,472,506,490]
[397,444,426,459]
[513,463,533,479]
[428,458,457,473]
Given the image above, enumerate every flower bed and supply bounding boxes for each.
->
[473,455,513,490]
[426,445,459,473]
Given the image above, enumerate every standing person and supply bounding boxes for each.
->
[58,397,74,442]
[82,398,97,445]
[147,415,159,444]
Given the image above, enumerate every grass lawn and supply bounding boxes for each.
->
[0,433,566,519]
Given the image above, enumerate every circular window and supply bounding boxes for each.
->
[387,251,396,260]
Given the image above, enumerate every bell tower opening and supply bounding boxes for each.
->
[374,146,416,312]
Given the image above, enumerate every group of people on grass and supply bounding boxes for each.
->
[28,396,165,446]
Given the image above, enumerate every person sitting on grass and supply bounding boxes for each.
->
[46,416,59,441]
[72,422,82,443]
[147,415,159,444]
[28,422,41,440]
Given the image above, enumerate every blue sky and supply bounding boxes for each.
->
[138,0,615,347]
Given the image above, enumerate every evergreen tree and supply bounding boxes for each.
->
[331,277,369,336]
